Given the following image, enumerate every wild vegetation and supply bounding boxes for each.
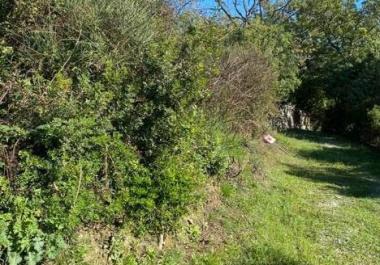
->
[0,0,379,264]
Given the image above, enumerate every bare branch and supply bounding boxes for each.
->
[247,0,257,17]
[233,0,248,23]
[0,82,12,105]
[215,0,240,22]
[271,0,294,20]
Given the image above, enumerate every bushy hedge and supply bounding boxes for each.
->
[0,1,230,263]
[0,0,296,263]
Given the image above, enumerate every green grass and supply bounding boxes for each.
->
[54,130,380,264]
[191,130,380,265]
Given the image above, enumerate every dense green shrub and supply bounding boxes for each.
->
[288,0,380,143]
[0,1,233,263]
[0,0,300,263]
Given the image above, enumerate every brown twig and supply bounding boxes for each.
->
[0,83,12,104]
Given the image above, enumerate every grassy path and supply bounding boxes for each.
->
[260,131,380,264]
[195,130,380,265]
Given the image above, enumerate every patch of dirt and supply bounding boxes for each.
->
[318,200,341,209]
[164,182,228,259]
[67,225,159,264]
[76,225,114,265]
[318,195,344,209]
[198,184,226,249]
[204,183,223,213]
[199,219,226,249]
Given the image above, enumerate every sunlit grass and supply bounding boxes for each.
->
[192,130,380,265]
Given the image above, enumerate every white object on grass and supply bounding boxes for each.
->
[263,134,276,144]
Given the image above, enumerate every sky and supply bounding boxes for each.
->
[196,0,365,12]
[198,0,217,9]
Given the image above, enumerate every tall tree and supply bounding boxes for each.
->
[214,0,294,24]
[290,0,380,136]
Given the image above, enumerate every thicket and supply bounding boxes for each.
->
[206,19,299,135]
[2,0,378,264]
[0,0,298,263]
[214,0,380,147]
[0,1,233,263]
[287,0,380,146]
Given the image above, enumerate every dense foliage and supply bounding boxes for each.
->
[1,0,379,264]
[213,0,380,146]
[288,0,380,145]
[0,1,231,263]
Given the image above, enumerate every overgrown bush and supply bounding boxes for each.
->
[205,19,300,135]
[208,46,278,135]
[233,20,300,99]
[0,0,297,263]
[0,1,231,263]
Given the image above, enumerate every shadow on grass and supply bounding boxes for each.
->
[283,130,380,198]
[230,244,309,265]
